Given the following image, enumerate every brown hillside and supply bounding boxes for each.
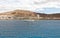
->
[0,10,37,17]
[4,10,37,17]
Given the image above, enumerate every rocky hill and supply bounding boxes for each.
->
[4,10,37,17]
[0,10,60,20]
[0,10,38,20]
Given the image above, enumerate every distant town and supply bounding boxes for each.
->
[0,9,60,20]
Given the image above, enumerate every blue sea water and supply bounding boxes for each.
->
[0,20,60,38]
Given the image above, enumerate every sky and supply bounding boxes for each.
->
[0,0,60,14]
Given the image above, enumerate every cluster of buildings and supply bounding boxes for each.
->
[0,14,14,20]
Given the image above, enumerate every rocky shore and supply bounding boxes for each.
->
[0,9,60,20]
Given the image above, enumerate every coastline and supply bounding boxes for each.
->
[0,10,60,20]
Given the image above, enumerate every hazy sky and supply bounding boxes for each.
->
[0,0,60,14]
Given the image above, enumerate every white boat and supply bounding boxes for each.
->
[23,20,35,22]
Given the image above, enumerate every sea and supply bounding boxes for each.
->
[0,20,60,38]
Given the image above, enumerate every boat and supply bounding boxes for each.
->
[23,20,35,22]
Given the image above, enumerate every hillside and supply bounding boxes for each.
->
[0,10,38,20]
[3,10,37,17]
[0,10,60,20]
